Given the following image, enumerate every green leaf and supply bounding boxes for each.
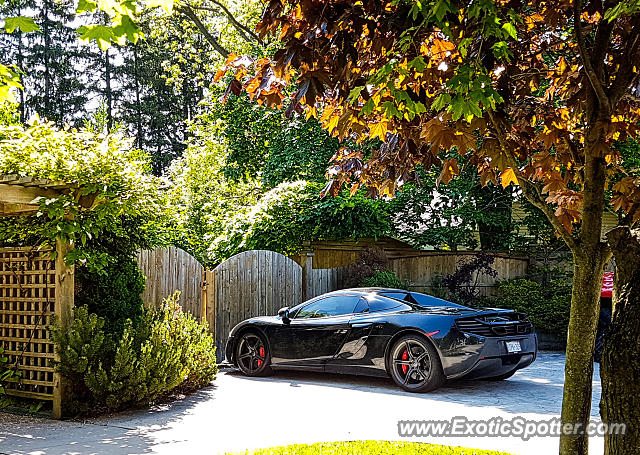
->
[77,0,98,13]
[449,95,467,121]
[3,17,40,33]
[492,41,512,61]
[382,100,402,119]
[77,25,115,51]
[347,86,365,104]
[502,22,517,39]
[431,93,451,112]
[361,98,375,116]
[112,15,142,44]
[409,56,426,72]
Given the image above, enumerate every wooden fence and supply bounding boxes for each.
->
[0,241,73,419]
[391,253,529,296]
[136,246,205,318]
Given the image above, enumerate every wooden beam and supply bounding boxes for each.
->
[0,183,61,205]
[0,203,39,216]
[52,239,74,420]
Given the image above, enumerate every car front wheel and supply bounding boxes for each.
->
[388,335,444,392]
[235,331,273,377]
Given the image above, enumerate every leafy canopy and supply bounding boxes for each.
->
[0,120,170,270]
[218,0,640,246]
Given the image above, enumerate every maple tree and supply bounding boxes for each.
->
[215,1,640,454]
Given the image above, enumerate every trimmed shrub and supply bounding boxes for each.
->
[51,292,217,413]
[490,278,571,339]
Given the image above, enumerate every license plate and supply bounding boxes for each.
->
[506,340,522,353]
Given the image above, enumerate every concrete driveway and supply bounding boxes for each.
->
[0,353,604,455]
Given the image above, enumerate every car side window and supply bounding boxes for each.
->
[295,296,362,319]
[353,298,369,314]
[368,296,411,313]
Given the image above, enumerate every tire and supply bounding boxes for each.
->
[388,334,444,393]
[482,369,517,381]
[235,331,273,377]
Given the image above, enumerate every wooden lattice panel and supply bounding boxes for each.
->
[0,247,56,400]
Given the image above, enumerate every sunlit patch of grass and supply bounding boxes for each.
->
[234,441,513,454]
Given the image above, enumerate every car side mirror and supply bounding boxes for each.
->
[278,307,291,324]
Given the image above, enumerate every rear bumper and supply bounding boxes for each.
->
[446,333,538,380]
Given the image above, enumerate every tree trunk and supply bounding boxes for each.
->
[558,140,609,455]
[105,48,113,131]
[133,44,142,149]
[601,227,640,455]
[43,0,51,119]
[559,253,606,454]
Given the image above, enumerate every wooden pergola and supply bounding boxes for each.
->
[0,173,100,216]
[0,173,76,418]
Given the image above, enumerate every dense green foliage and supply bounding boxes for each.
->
[491,278,572,340]
[0,120,170,271]
[207,180,393,263]
[51,294,217,413]
[391,165,518,252]
[241,441,512,455]
[0,0,262,173]
[208,93,340,187]
[75,256,145,335]
[361,270,410,290]
[172,95,395,265]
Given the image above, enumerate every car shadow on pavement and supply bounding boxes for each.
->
[224,352,600,418]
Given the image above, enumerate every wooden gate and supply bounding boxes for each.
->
[136,246,205,318]
[206,250,302,361]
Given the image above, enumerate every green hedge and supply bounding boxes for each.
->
[75,255,146,336]
[490,278,571,339]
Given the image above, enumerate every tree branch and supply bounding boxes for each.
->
[188,1,262,44]
[609,19,640,105]
[177,5,230,58]
[574,0,612,116]
[487,111,580,253]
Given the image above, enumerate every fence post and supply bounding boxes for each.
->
[53,239,74,419]
[201,267,207,323]
[301,251,313,301]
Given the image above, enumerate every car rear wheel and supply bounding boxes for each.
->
[388,335,444,392]
[235,332,273,377]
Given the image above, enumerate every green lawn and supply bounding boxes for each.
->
[235,441,513,454]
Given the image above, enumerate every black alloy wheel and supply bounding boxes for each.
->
[388,335,444,392]
[236,332,272,376]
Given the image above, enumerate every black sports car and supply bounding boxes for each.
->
[225,288,537,392]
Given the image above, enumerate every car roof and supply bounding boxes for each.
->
[321,287,409,297]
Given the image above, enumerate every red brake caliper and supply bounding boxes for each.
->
[258,346,265,367]
[401,349,409,374]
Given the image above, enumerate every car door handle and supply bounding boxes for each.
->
[335,329,348,334]
[350,323,372,328]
